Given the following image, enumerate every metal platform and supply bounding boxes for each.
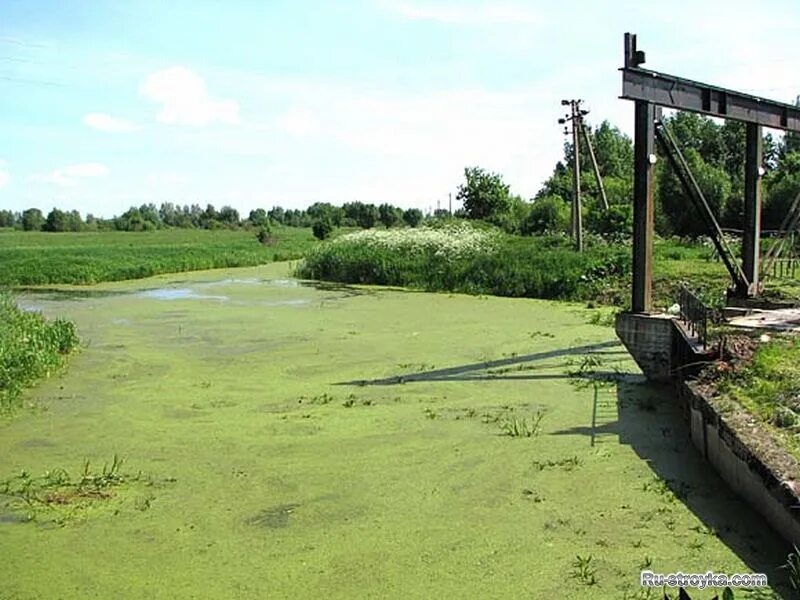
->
[727,308,800,332]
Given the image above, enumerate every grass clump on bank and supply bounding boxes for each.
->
[0,294,79,410]
[296,224,630,302]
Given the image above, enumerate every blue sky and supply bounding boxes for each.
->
[1,0,799,217]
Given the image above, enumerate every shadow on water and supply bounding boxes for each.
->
[337,341,792,595]
[335,340,625,386]
[552,379,792,597]
[297,280,375,298]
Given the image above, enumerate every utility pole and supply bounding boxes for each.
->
[560,99,610,250]
[560,99,584,252]
[581,124,609,211]
[449,193,452,215]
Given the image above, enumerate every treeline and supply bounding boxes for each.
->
[533,113,800,237]
[0,201,426,233]
[4,111,800,239]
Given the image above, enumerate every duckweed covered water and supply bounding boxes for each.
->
[0,263,789,598]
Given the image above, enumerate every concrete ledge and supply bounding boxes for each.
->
[615,312,675,381]
[682,381,800,546]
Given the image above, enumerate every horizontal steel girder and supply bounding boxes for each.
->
[622,67,800,133]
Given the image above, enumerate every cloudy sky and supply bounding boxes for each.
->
[1,0,799,217]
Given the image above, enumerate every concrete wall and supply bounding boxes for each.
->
[683,382,800,546]
[615,312,675,381]
[616,311,800,545]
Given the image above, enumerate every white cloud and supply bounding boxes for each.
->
[83,112,139,133]
[276,108,319,136]
[36,163,109,187]
[140,66,240,127]
[385,2,539,25]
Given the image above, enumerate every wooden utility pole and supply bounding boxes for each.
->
[561,100,585,252]
[560,99,611,250]
[581,124,609,211]
[571,102,583,252]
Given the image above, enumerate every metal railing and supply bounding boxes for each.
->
[768,257,799,280]
[677,286,709,348]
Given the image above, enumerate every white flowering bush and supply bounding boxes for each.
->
[328,224,498,261]
[296,222,630,300]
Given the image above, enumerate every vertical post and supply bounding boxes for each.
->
[632,101,656,313]
[742,122,763,296]
[571,101,583,252]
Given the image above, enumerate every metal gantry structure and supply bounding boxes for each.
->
[621,33,800,313]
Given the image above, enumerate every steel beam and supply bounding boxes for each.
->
[632,101,656,313]
[622,68,800,133]
[741,122,763,296]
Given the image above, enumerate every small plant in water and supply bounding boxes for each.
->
[521,488,544,503]
[531,456,582,472]
[499,410,544,438]
[0,455,141,522]
[571,554,597,586]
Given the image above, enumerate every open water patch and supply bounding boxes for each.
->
[137,288,228,302]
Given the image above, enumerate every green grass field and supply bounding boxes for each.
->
[6,226,795,311]
[0,263,790,598]
[0,228,317,286]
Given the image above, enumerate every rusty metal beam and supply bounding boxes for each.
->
[621,68,800,133]
[741,123,764,296]
[632,101,655,313]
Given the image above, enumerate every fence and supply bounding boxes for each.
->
[767,257,799,280]
[677,286,709,348]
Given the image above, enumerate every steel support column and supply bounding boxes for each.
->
[632,101,656,313]
[741,122,763,296]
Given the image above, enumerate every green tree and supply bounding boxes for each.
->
[268,206,286,224]
[200,204,219,228]
[591,121,634,180]
[0,209,15,228]
[764,151,800,230]
[312,218,333,240]
[44,208,70,232]
[657,147,731,237]
[378,203,402,228]
[21,208,45,231]
[159,203,179,227]
[457,166,511,220]
[248,208,268,227]
[218,205,240,226]
[520,196,570,235]
[356,204,379,229]
[402,208,423,228]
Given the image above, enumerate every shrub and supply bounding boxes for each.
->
[296,224,630,302]
[256,226,273,245]
[0,294,79,410]
[520,196,570,235]
[312,219,333,241]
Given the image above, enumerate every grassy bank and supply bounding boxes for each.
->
[297,225,631,303]
[0,227,317,286]
[0,293,79,410]
[716,336,800,463]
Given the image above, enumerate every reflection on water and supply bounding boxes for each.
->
[14,277,324,310]
[137,288,229,301]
